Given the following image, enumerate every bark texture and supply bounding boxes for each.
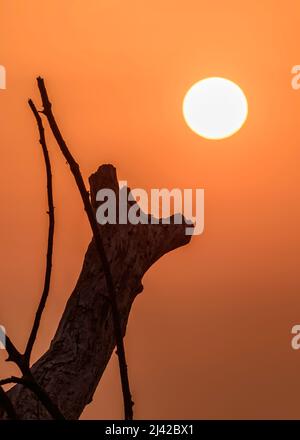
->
[0,164,192,420]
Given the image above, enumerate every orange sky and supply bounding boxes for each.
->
[1,0,300,419]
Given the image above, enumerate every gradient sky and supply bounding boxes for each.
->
[1,0,300,419]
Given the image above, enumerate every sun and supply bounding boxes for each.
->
[183,77,248,140]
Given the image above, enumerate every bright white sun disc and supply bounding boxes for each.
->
[183,77,248,140]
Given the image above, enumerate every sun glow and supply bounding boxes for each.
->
[183,77,248,140]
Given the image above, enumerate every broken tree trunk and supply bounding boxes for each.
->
[0,164,192,420]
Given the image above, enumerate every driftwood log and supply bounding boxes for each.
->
[0,164,192,419]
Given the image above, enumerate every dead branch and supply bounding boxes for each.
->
[36,77,134,419]
[0,164,192,420]
[25,99,55,365]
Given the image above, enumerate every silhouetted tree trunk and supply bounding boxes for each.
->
[0,164,192,419]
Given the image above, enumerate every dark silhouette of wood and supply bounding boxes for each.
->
[0,164,192,419]
[25,99,55,364]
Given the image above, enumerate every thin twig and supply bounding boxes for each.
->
[25,99,55,365]
[0,376,24,386]
[36,76,134,420]
[0,385,18,419]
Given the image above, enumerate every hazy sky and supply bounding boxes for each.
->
[1,0,300,419]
